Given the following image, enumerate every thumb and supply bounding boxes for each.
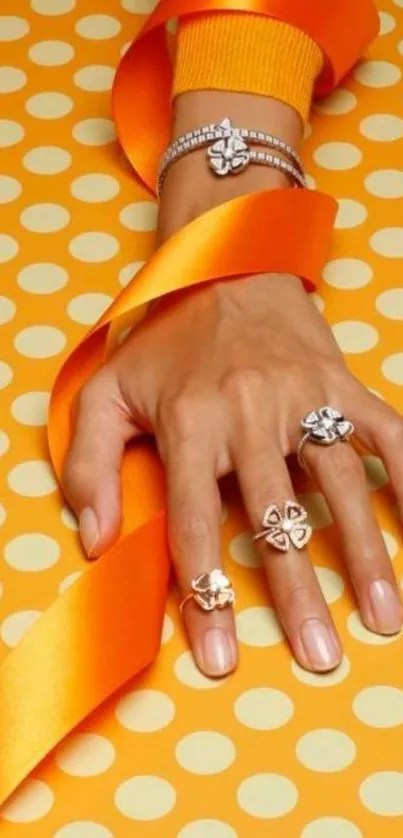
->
[61,367,140,559]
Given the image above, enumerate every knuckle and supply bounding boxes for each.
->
[169,508,209,549]
[161,393,198,442]
[221,367,264,409]
[384,415,403,447]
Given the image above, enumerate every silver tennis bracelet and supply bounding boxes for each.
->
[157,117,307,195]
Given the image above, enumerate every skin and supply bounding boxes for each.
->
[61,91,403,677]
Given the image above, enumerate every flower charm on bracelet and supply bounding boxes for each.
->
[191,569,235,611]
[253,501,312,552]
[208,119,250,176]
[301,406,354,445]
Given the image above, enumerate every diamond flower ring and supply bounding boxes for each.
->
[179,569,236,613]
[253,501,312,552]
[297,406,355,468]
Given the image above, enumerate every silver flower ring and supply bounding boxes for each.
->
[179,569,236,613]
[297,406,355,468]
[253,501,312,552]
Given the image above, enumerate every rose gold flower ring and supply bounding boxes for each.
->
[179,569,236,614]
[253,501,312,552]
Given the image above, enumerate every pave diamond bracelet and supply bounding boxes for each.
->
[157,117,306,195]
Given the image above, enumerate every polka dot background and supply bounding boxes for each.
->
[1,1,403,835]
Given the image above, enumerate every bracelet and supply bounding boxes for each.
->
[157,117,306,195]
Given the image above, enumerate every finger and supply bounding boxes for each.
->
[304,440,403,635]
[62,367,138,559]
[232,432,342,672]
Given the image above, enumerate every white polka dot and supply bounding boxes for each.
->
[74,65,115,92]
[176,732,235,775]
[178,822,237,838]
[323,258,373,290]
[0,503,6,526]
[73,118,116,146]
[5,533,60,571]
[301,818,362,838]
[76,15,121,40]
[314,142,362,171]
[382,352,403,385]
[292,655,351,686]
[296,729,356,772]
[354,686,403,728]
[161,614,174,644]
[0,430,10,456]
[119,261,145,286]
[379,11,396,34]
[31,0,76,13]
[0,296,16,324]
[55,733,115,777]
[0,120,24,147]
[0,361,13,388]
[14,325,66,358]
[0,17,30,41]
[1,779,54,823]
[61,506,78,531]
[59,571,83,594]
[116,689,175,732]
[175,650,225,689]
[335,199,367,229]
[8,460,57,496]
[347,610,401,644]
[315,89,357,115]
[120,202,158,232]
[18,263,69,294]
[376,289,403,320]
[0,175,22,204]
[0,67,26,93]
[69,232,119,263]
[0,234,18,262]
[371,227,403,258]
[360,114,403,141]
[237,774,298,818]
[229,532,261,567]
[354,60,401,87]
[305,174,317,190]
[67,293,113,325]
[1,610,41,647]
[114,776,176,821]
[360,772,403,815]
[23,146,72,175]
[236,606,284,647]
[332,321,378,353]
[296,493,332,528]
[26,92,73,119]
[363,455,388,490]
[383,530,399,559]
[71,174,120,202]
[55,824,112,838]
[395,0,403,7]
[29,40,75,66]
[20,203,70,233]
[311,293,325,313]
[234,688,294,730]
[315,567,344,603]
[365,169,403,199]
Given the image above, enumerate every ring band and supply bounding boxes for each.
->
[179,569,235,613]
[253,501,312,552]
[297,405,355,468]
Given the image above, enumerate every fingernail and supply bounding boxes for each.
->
[369,579,403,634]
[200,628,236,677]
[300,618,341,672]
[79,507,100,558]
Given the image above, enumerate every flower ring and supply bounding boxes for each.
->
[297,406,355,468]
[179,569,236,613]
[253,501,312,552]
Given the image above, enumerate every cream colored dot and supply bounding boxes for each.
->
[237,606,284,646]
[174,650,224,689]
[229,532,261,567]
[5,533,59,571]
[332,321,378,353]
[0,361,13,388]
[335,199,367,229]
[178,821,237,838]
[301,818,362,838]
[69,233,119,263]
[0,296,16,324]
[360,772,403,815]
[176,731,235,775]
[315,567,344,603]
[365,169,403,199]
[74,65,115,92]
[56,733,115,777]
[119,261,146,286]
[360,114,403,141]
[14,325,66,358]
[61,506,78,530]
[116,688,175,732]
[0,17,30,41]
[395,0,403,7]
[382,353,403,385]
[313,142,362,171]
[355,60,401,87]
[29,40,74,66]
[67,292,113,325]
[323,258,373,290]
[114,776,176,821]
[73,118,116,146]
[76,15,121,40]
[379,11,396,34]
[119,41,132,57]
[297,493,332,528]
[23,146,72,175]
[0,120,24,147]
[315,89,357,115]
[305,174,317,190]
[1,610,41,646]
[161,613,174,644]
[0,430,10,456]
[11,392,49,426]
[377,289,403,320]
[0,503,6,526]
[55,823,112,838]
[120,202,158,232]
[363,455,388,490]
[121,0,158,11]
[71,174,120,203]
[354,686,403,728]
[26,92,73,119]
[18,263,69,294]
[0,67,26,93]
[20,203,70,234]
[0,234,18,263]
[59,571,83,594]
[31,0,76,13]
[292,655,350,687]
[311,293,325,313]
[237,773,298,818]
[1,779,54,823]
[382,530,399,559]
[8,460,57,496]
[347,610,401,644]
[234,688,294,730]
[371,228,403,258]
[0,175,22,204]
[296,729,356,772]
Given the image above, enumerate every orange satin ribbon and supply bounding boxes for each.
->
[0,0,378,808]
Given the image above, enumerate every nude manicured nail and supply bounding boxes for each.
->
[79,507,100,558]
[200,628,236,676]
[369,579,403,634]
[300,618,341,671]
